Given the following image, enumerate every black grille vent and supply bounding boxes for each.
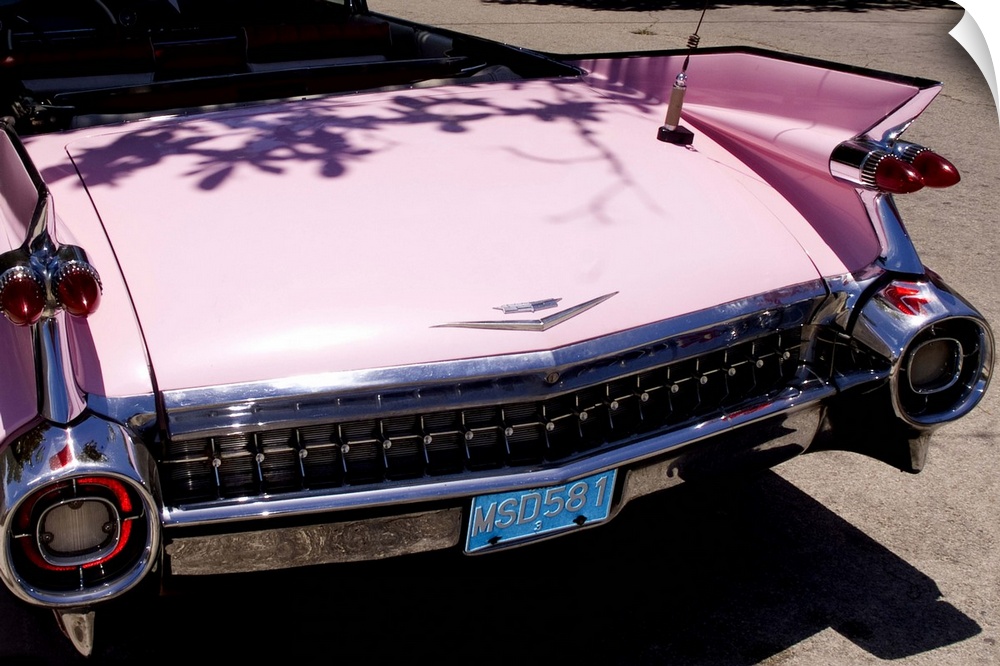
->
[160,330,801,505]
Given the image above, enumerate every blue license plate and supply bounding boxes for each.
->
[465,470,617,552]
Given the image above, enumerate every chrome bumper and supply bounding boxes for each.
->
[3,268,992,599]
[165,401,825,576]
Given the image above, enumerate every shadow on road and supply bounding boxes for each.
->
[0,469,978,664]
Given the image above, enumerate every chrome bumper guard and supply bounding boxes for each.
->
[0,415,161,606]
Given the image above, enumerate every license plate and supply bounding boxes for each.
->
[465,470,617,553]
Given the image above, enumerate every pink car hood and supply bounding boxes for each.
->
[53,79,835,392]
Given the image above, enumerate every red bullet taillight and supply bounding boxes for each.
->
[909,149,960,188]
[0,125,105,330]
[870,154,925,195]
[0,258,103,326]
[830,140,961,194]
[0,266,46,326]
[53,262,102,318]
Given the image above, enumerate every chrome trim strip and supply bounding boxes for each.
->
[436,292,617,331]
[162,281,828,438]
[160,378,834,527]
[166,508,463,575]
[34,316,86,424]
[85,393,159,433]
[494,298,561,314]
[861,190,924,274]
[818,267,885,333]
[863,87,941,145]
[0,121,101,427]
[618,405,822,509]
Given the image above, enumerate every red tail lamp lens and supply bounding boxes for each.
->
[874,156,925,194]
[911,150,960,188]
[881,283,929,316]
[0,267,46,326]
[14,477,136,572]
[54,263,102,318]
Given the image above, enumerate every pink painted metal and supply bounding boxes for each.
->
[0,321,37,444]
[574,52,939,270]
[19,51,938,395]
[0,134,41,441]
[0,133,35,248]
[11,136,155,402]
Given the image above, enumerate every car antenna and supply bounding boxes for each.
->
[657,0,710,146]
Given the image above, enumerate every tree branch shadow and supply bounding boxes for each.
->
[66,471,983,664]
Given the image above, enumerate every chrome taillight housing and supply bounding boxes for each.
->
[0,416,162,608]
[0,247,103,327]
[830,139,960,194]
[854,279,993,428]
[0,121,103,327]
[51,260,102,318]
[894,316,991,426]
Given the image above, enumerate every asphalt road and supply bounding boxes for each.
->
[2,2,998,664]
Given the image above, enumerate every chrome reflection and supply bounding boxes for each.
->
[162,282,826,438]
[0,415,160,607]
[34,316,87,425]
[161,379,835,527]
[860,190,924,274]
[852,277,993,427]
[435,292,617,331]
[906,336,962,395]
[619,405,823,508]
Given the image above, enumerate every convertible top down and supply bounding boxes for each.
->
[0,0,991,655]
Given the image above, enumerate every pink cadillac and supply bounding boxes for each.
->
[0,0,991,654]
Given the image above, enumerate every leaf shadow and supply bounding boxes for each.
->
[68,471,985,664]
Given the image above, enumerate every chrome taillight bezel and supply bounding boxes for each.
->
[830,138,960,194]
[853,278,994,429]
[0,416,162,608]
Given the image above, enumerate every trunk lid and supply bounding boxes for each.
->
[63,79,826,391]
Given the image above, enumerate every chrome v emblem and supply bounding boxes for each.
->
[494,298,561,314]
[434,292,618,332]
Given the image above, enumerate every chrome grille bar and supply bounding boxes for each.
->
[160,329,802,506]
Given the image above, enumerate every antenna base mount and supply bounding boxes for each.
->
[657,125,694,146]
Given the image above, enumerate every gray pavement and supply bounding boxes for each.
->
[3,2,998,664]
